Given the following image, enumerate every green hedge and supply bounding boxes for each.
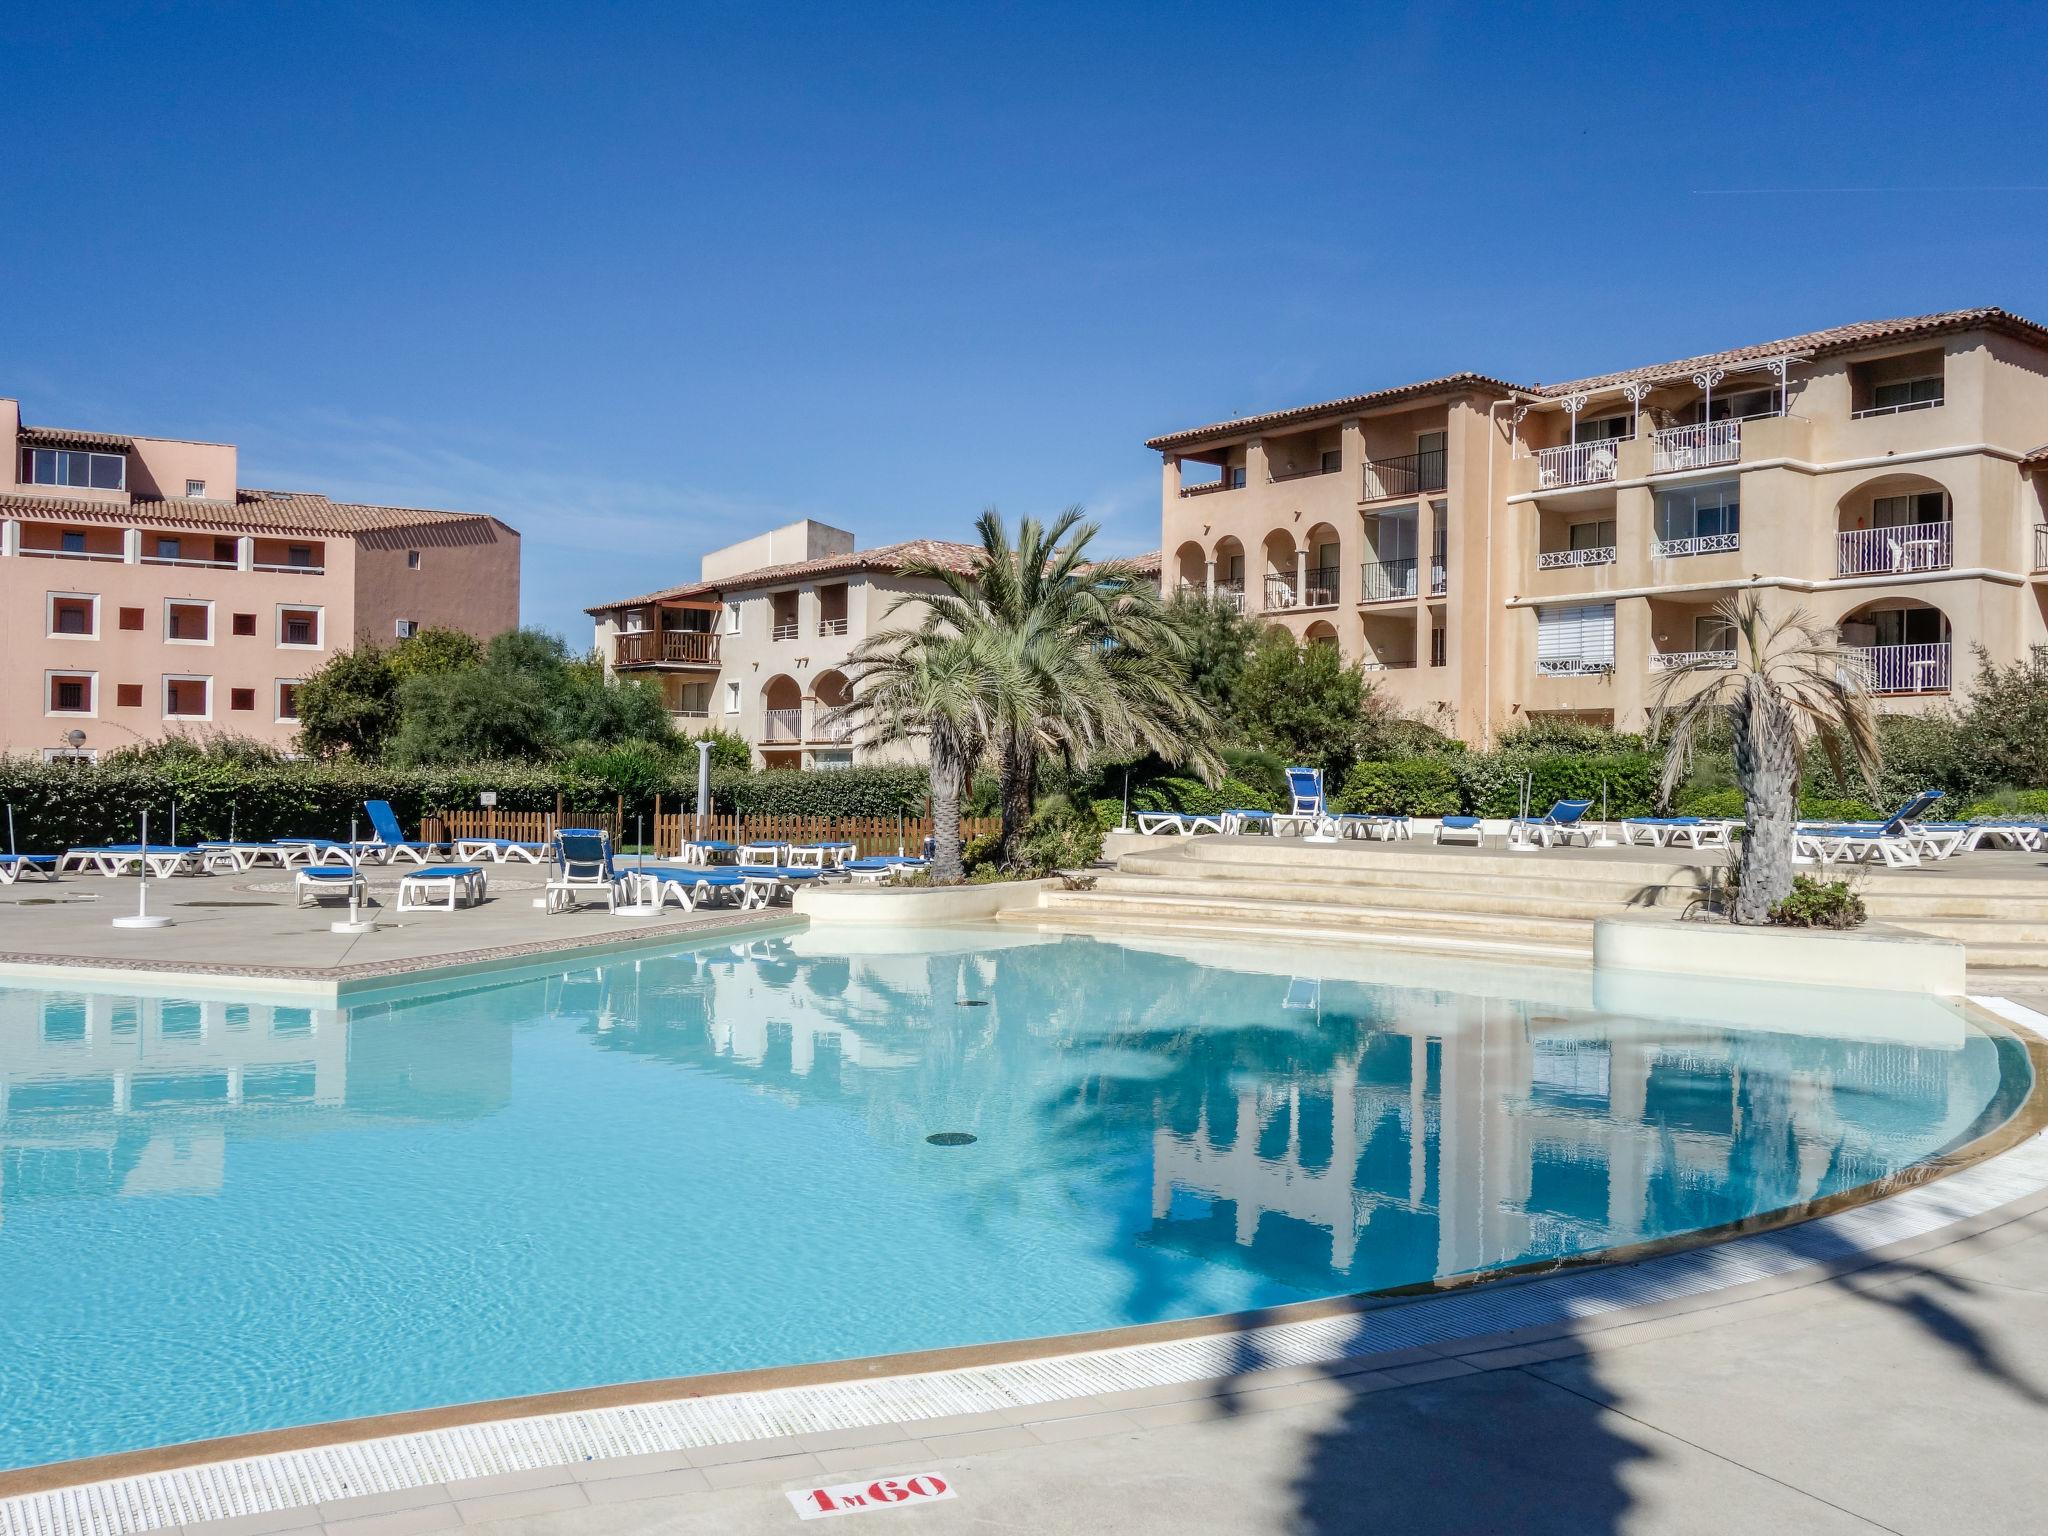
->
[1458,752,1662,818]
[1333,759,1461,817]
[0,756,929,848]
[1129,774,1282,816]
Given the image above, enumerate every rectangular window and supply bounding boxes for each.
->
[165,601,212,642]
[1694,615,1737,652]
[1568,519,1616,552]
[232,611,257,636]
[393,618,417,639]
[724,604,742,635]
[1229,466,1247,489]
[186,479,207,498]
[1873,376,1943,411]
[119,605,144,631]
[276,681,301,721]
[406,550,422,569]
[1702,388,1775,423]
[1577,416,1631,441]
[230,687,255,711]
[117,683,142,708]
[282,608,323,646]
[48,594,97,637]
[163,677,211,719]
[1535,603,1616,672]
[1429,623,1448,668]
[48,674,93,713]
[724,680,741,714]
[1320,448,1342,474]
[1871,491,1946,528]
[61,530,87,554]
[24,448,126,490]
[212,539,235,564]
[1654,480,1741,545]
[154,537,182,561]
[287,544,314,568]
[1370,506,1419,563]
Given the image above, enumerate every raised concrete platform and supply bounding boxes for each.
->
[1594,911,1969,995]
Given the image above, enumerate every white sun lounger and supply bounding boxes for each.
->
[398,865,489,911]
[295,867,369,907]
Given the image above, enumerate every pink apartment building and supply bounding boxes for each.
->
[0,397,520,759]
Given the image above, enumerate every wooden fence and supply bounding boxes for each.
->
[429,805,997,857]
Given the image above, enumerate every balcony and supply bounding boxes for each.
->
[1303,565,1339,606]
[1362,448,1446,500]
[771,620,800,641]
[1179,478,1237,498]
[1535,439,1625,490]
[1263,573,1298,611]
[1649,649,1737,672]
[809,714,853,743]
[1270,462,1340,484]
[1851,394,1943,421]
[818,617,849,637]
[254,561,325,575]
[1536,657,1615,677]
[1836,522,1952,577]
[2036,524,2048,571]
[613,630,721,668]
[1652,531,1741,559]
[1847,642,1951,694]
[1359,558,1420,604]
[1215,580,1247,614]
[1651,421,1741,475]
[141,553,237,570]
[1537,546,1616,571]
[762,708,802,743]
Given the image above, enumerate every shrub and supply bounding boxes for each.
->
[1673,786,1746,820]
[1128,774,1279,816]
[1959,789,2048,820]
[712,764,929,817]
[1769,875,1866,929]
[1090,797,1126,831]
[1457,752,1661,818]
[1797,796,1883,823]
[1333,758,1461,816]
[1016,801,1106,873]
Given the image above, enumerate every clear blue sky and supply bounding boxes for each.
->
[8,1,2047,638]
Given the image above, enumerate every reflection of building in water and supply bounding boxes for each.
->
[1147,976,1998,1285]
[0,982,516,1222]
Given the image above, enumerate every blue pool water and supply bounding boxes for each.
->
[0,926,2026,1470]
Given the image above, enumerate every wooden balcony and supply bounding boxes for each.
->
[613,630,721,668]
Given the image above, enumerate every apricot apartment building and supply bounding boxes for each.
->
[1153,307,2048,740]
[0,397,520,759]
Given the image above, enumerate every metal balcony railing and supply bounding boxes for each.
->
[1652,420,1741,474]
[1361,447,1447,500]
[1845,642,1951,694]
[1535,656,1615,676]
[1649,649,1737,672]
[770,619,800,641]
[1269,461,1340,483]
[613,630,721,667]
[1215,580,1246,614]
[818,617,849,636]
[1179,478,1236,498]
[1652,530,1741,559]
[1359,558,1419,603]
[1537,546,1616,570]
[762,708,803,743]
[2037,524,2048,571]
[1836,521,1952,577]
[1851,395,1942,420]
[809,714,854,743]
[1263,573,1299,610]
[1302,565,1340,606]
[1535,438,1625,490]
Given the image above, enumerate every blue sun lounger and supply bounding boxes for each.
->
[0,853,58,884]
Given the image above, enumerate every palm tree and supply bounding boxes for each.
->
[1649,592,1881,924]
[837,628,1006,883]
[897,508,1221,867]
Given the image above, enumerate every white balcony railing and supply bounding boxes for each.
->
[141,554,237,570]
[1535,657,1615,676]
[770,620,800,641]
[1845,642,1951,694]
[818,617,849,636]
[1537,546,1616,570]
[763,708,803,742]
[1215,580,1247,614]
[1535,438,1625,490]
[1836,521,1952,577]
[254,562,325,575]
[1850,396,1942,420]
[1652,531,1741,559]
[810,714,854,743]
[1649,649,1737,672]
[1652,420,1741,474]
[2037,524,2048,571]
[1264,573,1299,610]
[1359,558,1420,603]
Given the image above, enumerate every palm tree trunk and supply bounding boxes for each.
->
[930,732,967,884]
[998,726,1033,869]
[1733,678,1800,924]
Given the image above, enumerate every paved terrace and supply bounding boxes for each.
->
[0,863,793,995]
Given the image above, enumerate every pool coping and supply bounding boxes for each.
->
[0,910,805,1001]
[1,993,2042,1531]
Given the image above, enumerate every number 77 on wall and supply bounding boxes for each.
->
[789,1474,956,1520]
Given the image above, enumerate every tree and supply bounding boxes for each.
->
[839,629,1007,883]
[386,666,557,763]
[293,645,400,758]
[389,626,482,680]
[1650,593,1880,924]
[1162,590,1262,722]
[1953,647,2048,791]
[897,509,1221,868]
[1231,627,1369,782]
[681,728,753,773]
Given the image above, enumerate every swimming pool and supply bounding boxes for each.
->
[0,926,2028,1471]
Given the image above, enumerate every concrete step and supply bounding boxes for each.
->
[1884,916,2048,944]
[1088,872,1669,920]
[1027,889,1595,945]
[1863,893,2048,919]
[1002,906,1588,963]
[1115,850,1711,903]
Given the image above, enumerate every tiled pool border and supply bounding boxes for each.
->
[0,992,2041,1531]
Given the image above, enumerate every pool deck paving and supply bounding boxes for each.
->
[124,1185,2048,1536]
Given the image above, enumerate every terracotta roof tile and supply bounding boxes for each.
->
[0,487,503,536]
[588,538,984,613]
[1534,306,2048,396]
[1144,372,1527,452]
[17,425,135,451]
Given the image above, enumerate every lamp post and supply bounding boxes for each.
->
[112,809,174,928]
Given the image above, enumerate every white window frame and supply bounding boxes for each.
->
[406,549,422,569]
[41,746,98,763]
[724,602,742,635]
[163,597,217,646]
[185,479,207,498]
[393,618,418,640]
[25,447,126,492]
[162,674,213,722]
[44,668,98,718]
[724,679,742,714]
[275,679,303,724]
[45,591,100,640]
[1535,603,1616,672]
[277,604,326,650]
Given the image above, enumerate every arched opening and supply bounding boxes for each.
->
[1303,620,1340,648]
[1213,536,1247,613]
[810,669,851,744]
[1301,523,1342,606]
[1173,540,1206,598]
[762,674,803,744]
[1259,529,1298,610]
[1835,472,1954,576]
[1837,598,1952,694]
